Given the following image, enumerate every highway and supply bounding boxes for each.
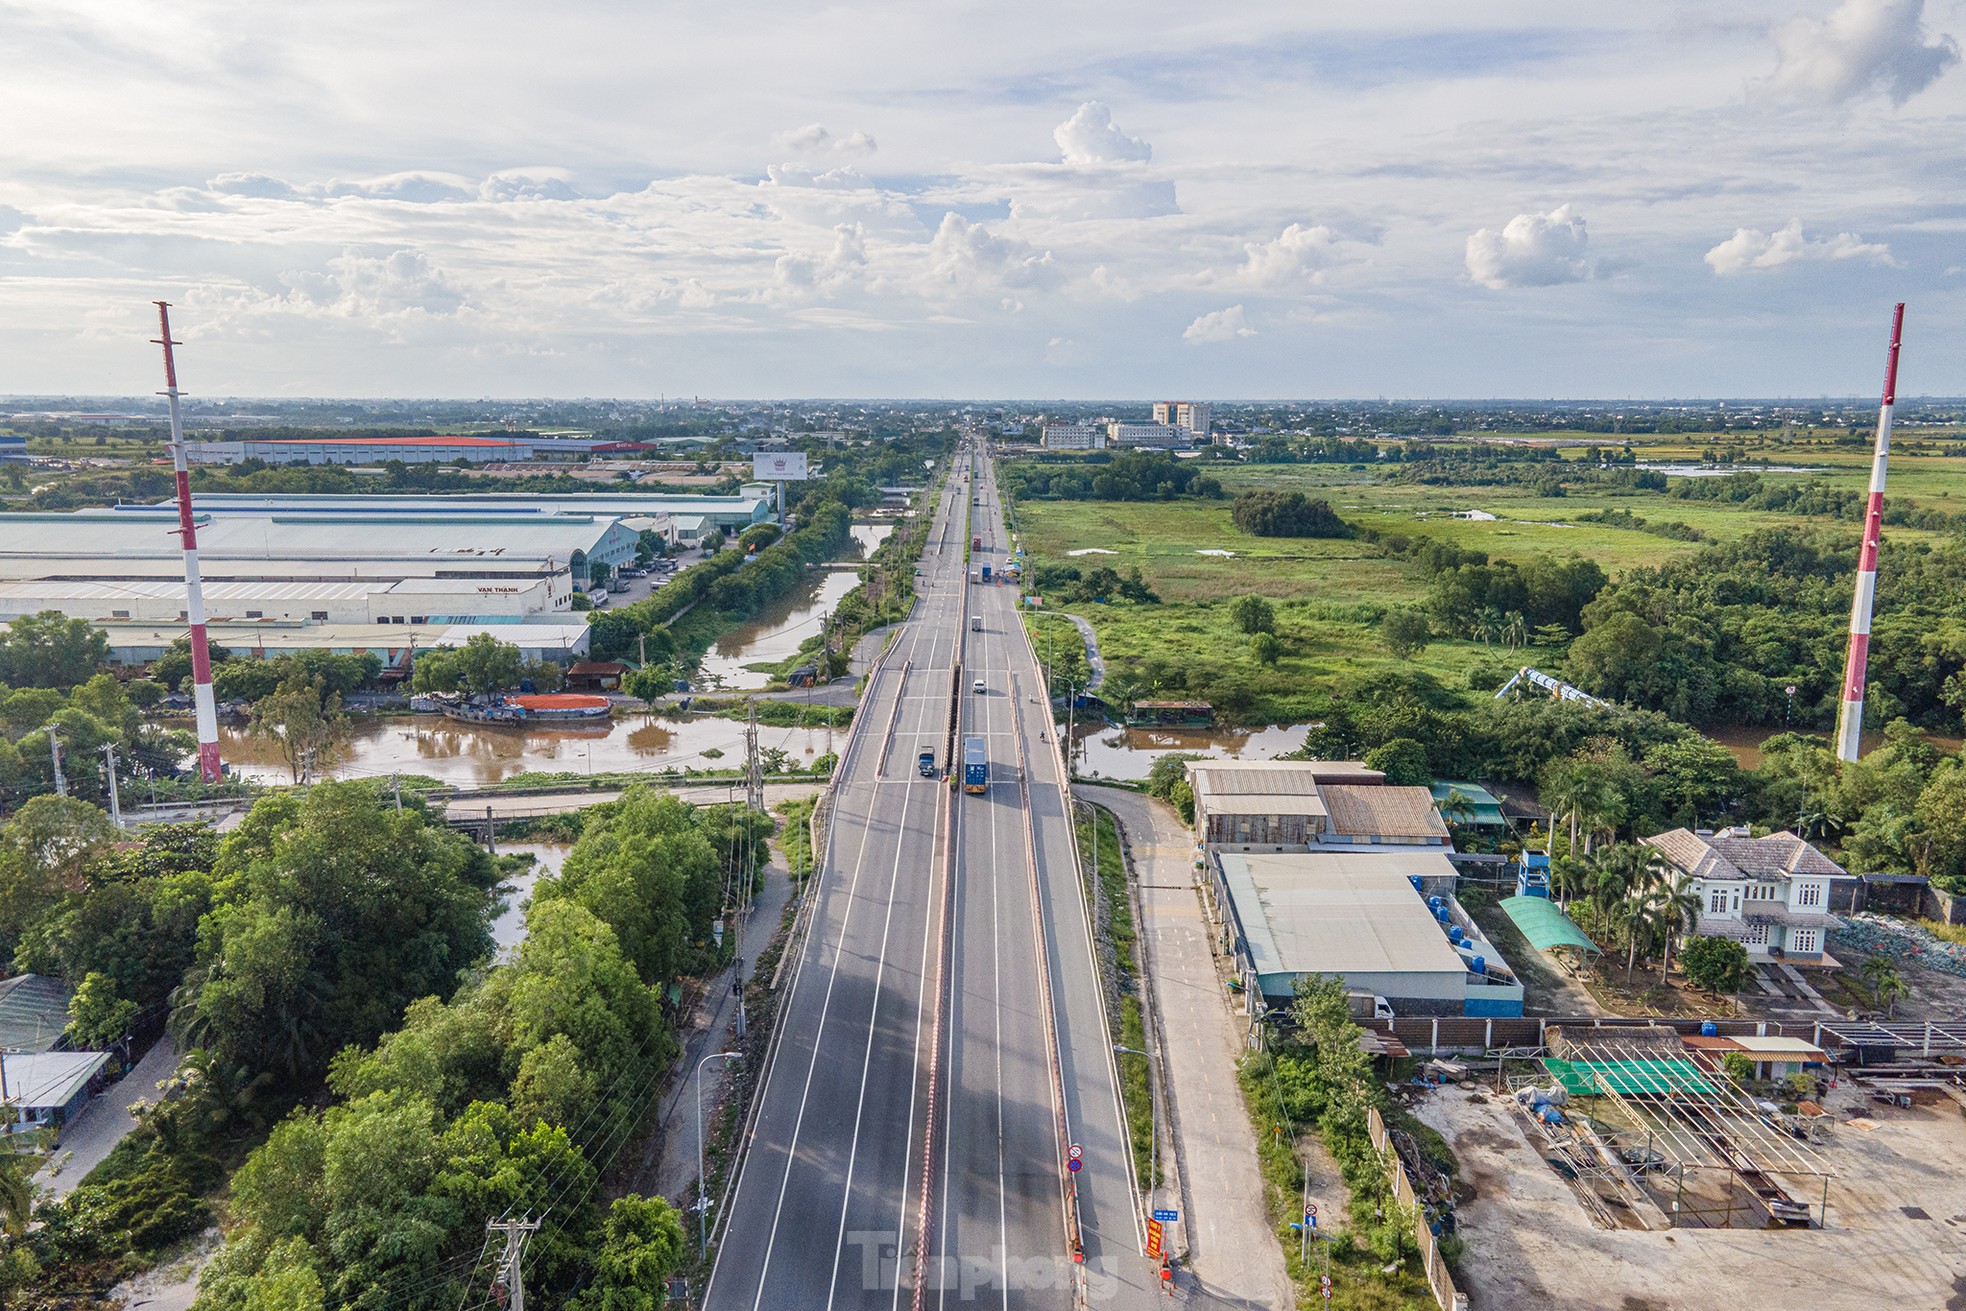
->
[706,446,1157,1309]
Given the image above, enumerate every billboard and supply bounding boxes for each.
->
[752,451,808,481]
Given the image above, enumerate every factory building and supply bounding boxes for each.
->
[1191,761,1520,1017]
[152,492,775,534]
[0,510,636,591]
[97,620,591,675]
[0,576,558,626]
[1106,422,1194,450]
[181,434,615,465]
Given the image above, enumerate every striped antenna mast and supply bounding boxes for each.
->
[152,302,224,783]
[1833,301,1906,764]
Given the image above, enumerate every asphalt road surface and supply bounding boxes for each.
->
[707,448,1158,1310]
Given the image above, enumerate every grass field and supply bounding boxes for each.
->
[1005,439,1966,725]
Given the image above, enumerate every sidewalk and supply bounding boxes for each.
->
[648,845,799,1201]
[1086,786,1292,1310]
[36,1035,182,1201]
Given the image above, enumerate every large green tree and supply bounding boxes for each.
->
[0,611,108,690]
[172,784,496,1084]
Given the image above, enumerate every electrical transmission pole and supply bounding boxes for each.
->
[47,726,65,797]
[100,743,121,826]
[487,1216,540,1311]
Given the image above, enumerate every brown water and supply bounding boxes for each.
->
[216,711,842,786]
[693,522,893,691]
[494,843,568,955]
[1065,720,1313,782]
[1702,722,1964,768]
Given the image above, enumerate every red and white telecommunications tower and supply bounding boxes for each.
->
[1833,301,1906,764]
[152,302,223,783]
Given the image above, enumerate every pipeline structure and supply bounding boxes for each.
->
[152,302,223,783]
[1834,302,1906,764]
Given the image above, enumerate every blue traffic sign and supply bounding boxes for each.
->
[1152,1209,1179,1222]
[1067,1158,1081,1173]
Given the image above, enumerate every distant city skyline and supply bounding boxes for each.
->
[3,2,1962,399]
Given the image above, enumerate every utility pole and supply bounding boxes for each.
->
[100,743,121,826]
[47,726,65,797]
[391,772,402,812]
[487,1216,541,1311]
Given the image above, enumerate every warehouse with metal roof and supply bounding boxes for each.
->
[0,510,636,587]
[1214,851,1522,1015]
[144,491,774,531]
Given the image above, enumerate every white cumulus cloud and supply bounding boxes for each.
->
[1229,223,1346,289]
[1183,305,1255,343]
[1052,101,1151,165]
[925,213,1056,295]
[1465,204,1594,289]
[1764,0,1960,105]
[1704,218,1894,274]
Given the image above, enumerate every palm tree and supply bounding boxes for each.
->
[1437,788,1477,830]
[1610,895,1651,983]
[1650,874,1703,985]
[1502,610,1528,652]
[0,1151,31,1236]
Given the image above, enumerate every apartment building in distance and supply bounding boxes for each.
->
[1152,401,1211,439]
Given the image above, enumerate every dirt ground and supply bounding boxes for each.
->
[1417,1079,1966,1311]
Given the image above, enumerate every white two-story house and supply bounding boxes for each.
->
[1643,827,1850,964]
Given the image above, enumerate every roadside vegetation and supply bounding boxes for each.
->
[1240,977,1437,1310]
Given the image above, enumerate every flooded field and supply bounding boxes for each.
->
[217,711,843,786]
[1065,720,1313,781]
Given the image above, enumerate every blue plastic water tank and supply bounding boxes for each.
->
[1409,875,1424,891]
[1471,955,1486,974]
[1433,905,1450,922]
[1427,895,1443,910]
[1448,926,1465,945]
[1700,1020,1719,1037]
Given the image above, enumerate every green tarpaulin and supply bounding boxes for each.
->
[1544,1057,1718,1098]
[1500,895,1601,956]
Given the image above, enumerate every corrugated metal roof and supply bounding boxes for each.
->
[0,975,73,1053]
[1322,785,1450,839]
[1499,896,1602,956]
[3,1051,110,1109]
[1219,851,1466,978]
[1,511,628,566]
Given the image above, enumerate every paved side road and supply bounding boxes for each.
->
[1085,785,1293,1311]
[36,1036,183,1201]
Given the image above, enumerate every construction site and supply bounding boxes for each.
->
[1412,1020,1966,1310]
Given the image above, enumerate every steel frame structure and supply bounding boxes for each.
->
[1545,1038,1833,1229]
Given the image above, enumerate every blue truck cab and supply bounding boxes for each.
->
[918,746,936,778]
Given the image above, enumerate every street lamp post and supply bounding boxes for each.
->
[1114,1043,1156,1210]
[696,1050,742,1258]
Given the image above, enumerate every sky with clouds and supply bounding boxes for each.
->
[2,0,1963,399]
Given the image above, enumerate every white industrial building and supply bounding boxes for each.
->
[0,576,559,627]
[1042,424,1107,451]
[181,434,617,465]
[0,510,637,591]
[1193,762,1521,1018]
[157,492,774,533]
[1106,422,1194,450]
[96,620,591,674]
